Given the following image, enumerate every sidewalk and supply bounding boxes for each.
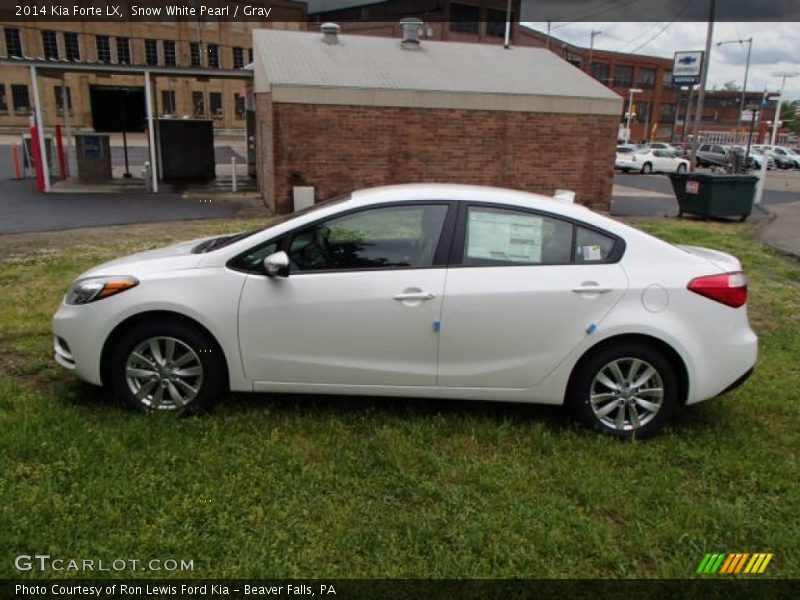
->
[757,201,800,259]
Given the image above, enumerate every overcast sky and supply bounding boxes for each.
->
[524,22,800,102]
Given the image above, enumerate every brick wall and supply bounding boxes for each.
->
[257,98,618,213]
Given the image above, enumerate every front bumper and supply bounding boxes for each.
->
[52,301,106,385]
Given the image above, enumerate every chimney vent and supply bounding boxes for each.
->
[320,22,340,45]
[400,18,424,50]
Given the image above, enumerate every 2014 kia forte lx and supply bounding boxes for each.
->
[52,184,757,438]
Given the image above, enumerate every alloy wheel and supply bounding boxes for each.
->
[124,336,204,410]
[589,357,664,432]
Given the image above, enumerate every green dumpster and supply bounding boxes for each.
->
[669,173,758,222]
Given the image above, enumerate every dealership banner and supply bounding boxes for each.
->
[672,51,704,86]
[4,579,800,599]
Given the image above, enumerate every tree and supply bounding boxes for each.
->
[722,80,742,91]
[780,100,799,134]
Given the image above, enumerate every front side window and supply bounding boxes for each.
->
[289,204,449,272]
[463,206,618,266]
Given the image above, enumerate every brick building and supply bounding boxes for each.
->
[252,24,622,213]
[0,1,306,133]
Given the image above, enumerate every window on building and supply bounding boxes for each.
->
[591,62,610,84]
[659,103,675,120]
[208,44,219,68]
[634,101,650,122]
[96,36,111,63]
[232,46,244,69]
[5,28,22,58]
[116,37,130,64]
[192,91,205,117]
[64,32,80,61]
[450,3,480,34]
[145,39,158,66]
[42,30,59,60]
[11,84,30,113]
[163,40,176,66]
[247,48,253,63]
[54,85,72,114]
[614,65,633,88]
[486,9,508,37]
[161,90,176,115]
[190,42,201,67]
[210,91,222,118]
[0,85,7,112]
[663,70,674,87]
[234,93,246,119]
[638,67,656,90]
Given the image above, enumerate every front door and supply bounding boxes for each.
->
[238,202,452,386]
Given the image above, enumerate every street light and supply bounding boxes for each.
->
[625,88,642,143]
[716,37,753,125]
[770,71,799,145]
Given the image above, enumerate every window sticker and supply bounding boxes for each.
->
[467,210,543,263]
[583,245,603,261]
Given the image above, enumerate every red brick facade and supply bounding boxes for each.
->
[256,95,618,214]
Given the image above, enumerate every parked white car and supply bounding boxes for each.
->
[616,148,690,174]
[52,184,757,438]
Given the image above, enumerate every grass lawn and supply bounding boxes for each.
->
[0,217,798,579]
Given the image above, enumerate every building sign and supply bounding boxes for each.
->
[672,51,704,86]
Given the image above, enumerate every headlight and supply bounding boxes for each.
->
[65,276,139,305]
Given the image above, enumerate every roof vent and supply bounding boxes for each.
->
[320,22,340,45]
[400,18,424,50]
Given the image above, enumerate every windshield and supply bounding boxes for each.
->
[616,147,634,153]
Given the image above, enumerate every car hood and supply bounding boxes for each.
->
[79,236,214,278]
[677,245,742,273]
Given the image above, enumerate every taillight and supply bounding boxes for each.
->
[687,272,747,308]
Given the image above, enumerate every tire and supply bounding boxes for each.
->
[109,319,226,413]
[568,342,679,439]
[641,163,653,174]
[676,163,687,174]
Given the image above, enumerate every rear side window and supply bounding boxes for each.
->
[575,226,616,262]
[462,206,620,266]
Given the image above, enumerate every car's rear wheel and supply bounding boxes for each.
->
[109,320,225,412]
[569,342,679,439]
[641,162,653,174]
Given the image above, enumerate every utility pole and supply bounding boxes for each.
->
[588,29,602,72]
[689,0,716,169]
[503,0,512,49]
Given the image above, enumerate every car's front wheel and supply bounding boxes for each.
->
[676,163,687,174]
[109,319,226,412]
[569,342,679,439]
[641,162,653,174]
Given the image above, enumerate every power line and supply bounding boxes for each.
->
[626,0,694,54]
[552,0,645,31]
[614,22,668,52]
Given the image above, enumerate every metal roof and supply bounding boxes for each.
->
[253,29,622,115]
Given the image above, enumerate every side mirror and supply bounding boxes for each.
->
[263,251,289,278]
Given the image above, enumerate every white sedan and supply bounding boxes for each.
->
[616,148,690,174]
[52,184,757,438]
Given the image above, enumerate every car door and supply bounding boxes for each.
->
[652,149,669,171]
[437,204,628,389]
[237,202,453,387]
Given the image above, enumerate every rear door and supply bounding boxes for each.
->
[437,204,628,389]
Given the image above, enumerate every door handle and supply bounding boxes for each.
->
[572,285,613,294]
[394,292,436,301]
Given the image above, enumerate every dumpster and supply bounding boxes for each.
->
[669,173,758,222]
